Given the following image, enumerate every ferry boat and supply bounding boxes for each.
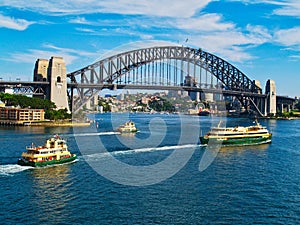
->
[17,135,77,167]
[117,121,138,133]
[200,120,272,146]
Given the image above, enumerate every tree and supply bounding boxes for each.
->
[98,98,111,112]
[148,98,175,112]
[45,108,71,120]
[0,93,70,120]
[295,102,300,111]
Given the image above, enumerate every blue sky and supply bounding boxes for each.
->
[0,0,299,97]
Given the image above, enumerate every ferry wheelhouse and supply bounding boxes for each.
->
[200,121,272,146]
[17,135,77,167]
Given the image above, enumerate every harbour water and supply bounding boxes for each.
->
[0,113,300,224]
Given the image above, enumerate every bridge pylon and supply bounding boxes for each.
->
[33,57,70,112]
[265,79,276,115]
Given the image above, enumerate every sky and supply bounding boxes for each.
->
[0,0,299,97]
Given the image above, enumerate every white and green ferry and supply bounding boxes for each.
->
[17,135,77,167]
[200,121,272,146]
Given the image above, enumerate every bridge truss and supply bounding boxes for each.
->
[0,81,48,96]
[67,46,265,115]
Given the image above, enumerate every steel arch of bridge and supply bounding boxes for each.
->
[67,46,264,114]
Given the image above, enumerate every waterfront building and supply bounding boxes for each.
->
[0,106,45,121]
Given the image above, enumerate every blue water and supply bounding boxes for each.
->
[0,114,300,224]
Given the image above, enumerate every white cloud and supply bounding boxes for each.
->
[0,0,212,17]
[274,27,300,50]
[42,44,101,58]
[69,17,93,25]
[8,50,75,64]
[2,0,295,66]
[173,14,234,32]
[285,54,300,63]
[75,27,96,33]
[246,25,272,43]
[188,33,253,62]
[7,44,101,65]
[252,0,300,18]
[228,0,284,4]
[75,13,234,37]
[64,13,273,63]
[0,14,34,30]
[186,25,273,63]
[273,0,300,17]
[229,0,300,17]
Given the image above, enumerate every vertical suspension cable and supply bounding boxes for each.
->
[205,67,208,88]
[175,59,177,86]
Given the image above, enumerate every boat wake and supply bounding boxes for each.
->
[82,144,203,160]
[0,159,80,175]
[0,164,33,176]
[68,132,120,137]
[114,144,199,155]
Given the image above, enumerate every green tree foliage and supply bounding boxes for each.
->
[148,98,175,112]
[98,98,111,112]
[295,102,300,111]
[45,108,72,120]
[0,93,70,120]
[0,93,55,109]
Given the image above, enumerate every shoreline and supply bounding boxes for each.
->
[29,122,91,127]
[0,120,91,127]
[1,113,298,127]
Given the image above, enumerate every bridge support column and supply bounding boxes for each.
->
[279,104,284,113]
[85,96,99,111]
[265,79,276,115]
[48,57,70,112]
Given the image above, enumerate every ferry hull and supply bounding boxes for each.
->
[200,136,272,146]
[118,129,138,133]
[17,154,77,167]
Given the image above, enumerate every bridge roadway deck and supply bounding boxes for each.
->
[1,80,295,101]
[68,83,267,98]
[0,81,49,86]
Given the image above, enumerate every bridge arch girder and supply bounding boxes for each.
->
[67,46,263,113]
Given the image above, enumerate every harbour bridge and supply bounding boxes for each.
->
[0,46,295,116]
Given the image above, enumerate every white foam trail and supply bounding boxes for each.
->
[114,144,198,155]
[70,132,120,137]
[0,164,33,176]
[0,159,80,175]
[83,144,202,160]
